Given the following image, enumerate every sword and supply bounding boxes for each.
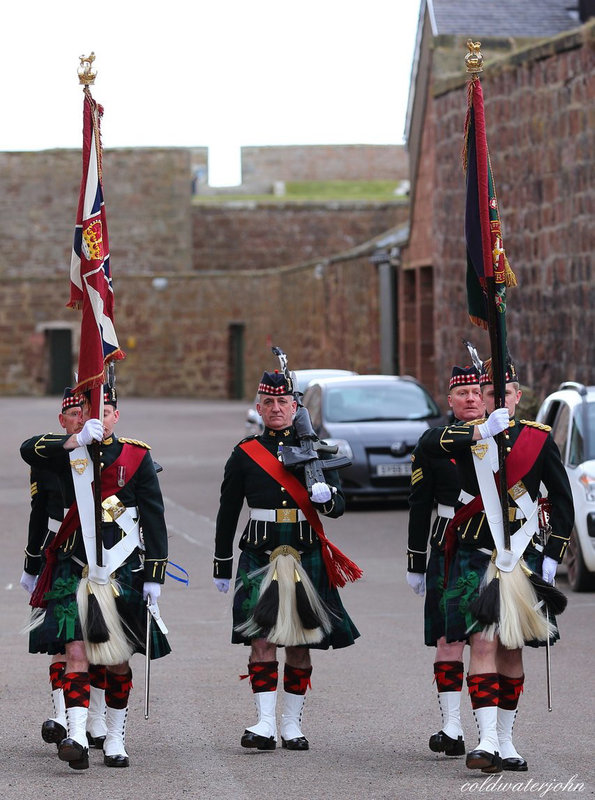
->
[545,606,552,712]
[144,599,151,719]
[144,596,168,720]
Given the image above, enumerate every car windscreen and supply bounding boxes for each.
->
[571,400,595,463]
[323,381,441,423]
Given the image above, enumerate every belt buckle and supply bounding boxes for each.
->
[275,508,297,523]
[102,495,126,523]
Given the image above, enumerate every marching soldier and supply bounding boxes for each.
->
[20,385,170,770]
[213,370,360,751]
[20,388,111,749]
[418,358,573,773]
[406,365,485,758]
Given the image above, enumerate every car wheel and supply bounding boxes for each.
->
[565,527,595,592]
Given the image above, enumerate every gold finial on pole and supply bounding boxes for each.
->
[78,52,97,85]
[465,40,483,74]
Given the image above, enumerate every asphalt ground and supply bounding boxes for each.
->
[1,397,593,800]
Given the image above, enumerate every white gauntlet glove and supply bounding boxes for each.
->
[143,581,161,602]
[213,578,230,594]
[76,418,104,447]
[310,482,332,504]
[542,556,558,584]
[20,570,37,594]
[406,572,426,596]
[477,408,510,439]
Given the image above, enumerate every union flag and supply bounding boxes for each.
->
[69,87,124,401]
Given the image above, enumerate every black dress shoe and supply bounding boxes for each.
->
[282,736,309,751]
[104,753,130,767]
[86,731,106,749]
[503,756,528,771]
[41,719,66,745]
[466,748,503,774]
[58,738,89,770]
[429,730,465,756]
[240,730,276,750]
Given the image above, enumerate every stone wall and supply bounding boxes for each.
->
[241,144,408,184]
[2,251,381,399]
[1,142,398,398]
[0,147,196,279]
[192,202,408,271]
[402,24,594,400]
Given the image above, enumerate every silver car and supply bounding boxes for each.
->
[536,381,595,591]
[302,374,448,503]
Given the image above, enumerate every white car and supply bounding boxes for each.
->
[536,382,595,591]
[245,368,358,434]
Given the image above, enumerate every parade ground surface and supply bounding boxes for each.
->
[1,398,593,800]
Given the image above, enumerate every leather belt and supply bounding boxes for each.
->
[249,508,307,523]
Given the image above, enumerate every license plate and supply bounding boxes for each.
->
[376,463,412,476]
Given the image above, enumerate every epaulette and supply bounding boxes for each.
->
[238,434,259,445]
[118,437,151,449]
[520,420,551,432]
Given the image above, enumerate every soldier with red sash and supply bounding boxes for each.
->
[418,358,573,774]
[407,365,485,759]
[213,370,360,752]
[19,388,111,750]
[20,385,170,771]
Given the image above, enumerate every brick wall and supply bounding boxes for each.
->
[402,25,594,400]
[192,202,408,271]
[0,147,197,279]
[241,144,408,184]
[0,144,392,398]
[2,251,381,398]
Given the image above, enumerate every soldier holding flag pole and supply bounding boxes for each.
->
[416,43,574,774]
[20,55,170,771]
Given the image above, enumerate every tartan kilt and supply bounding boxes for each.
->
[443,545,559,647]
[423,546,449,647]
[34,555,171,660]
[231,545,360,650]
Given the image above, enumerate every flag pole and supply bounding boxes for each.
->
[464,42,511,550]
[77,55,105,570]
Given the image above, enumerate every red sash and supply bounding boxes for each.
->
[444,424,549,582]
[239,439,362,587]
[30,443,147,608]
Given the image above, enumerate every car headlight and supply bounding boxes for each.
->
[578,470,595,502]
[324,438,353,461]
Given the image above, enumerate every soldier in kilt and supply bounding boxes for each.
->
[19,388,112,750]
[214,370,360,751]
[20,385,170,771]
[419,359,573,774]
[407,365,485,759]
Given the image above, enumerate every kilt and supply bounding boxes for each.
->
[423,545,449,647]
[443,544,559,647]
[231,544,360,650]
[34,555,171,660]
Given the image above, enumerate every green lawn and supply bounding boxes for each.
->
[193,180,408,204]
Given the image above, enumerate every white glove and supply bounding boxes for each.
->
[477,408,510,439]
[310,482,332,504]
[213,578,230,594]
[20,570,37,594]
[76,418,104,446]
[406,572,426,596]
[542,556,558,584]
[143,582,161,602]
